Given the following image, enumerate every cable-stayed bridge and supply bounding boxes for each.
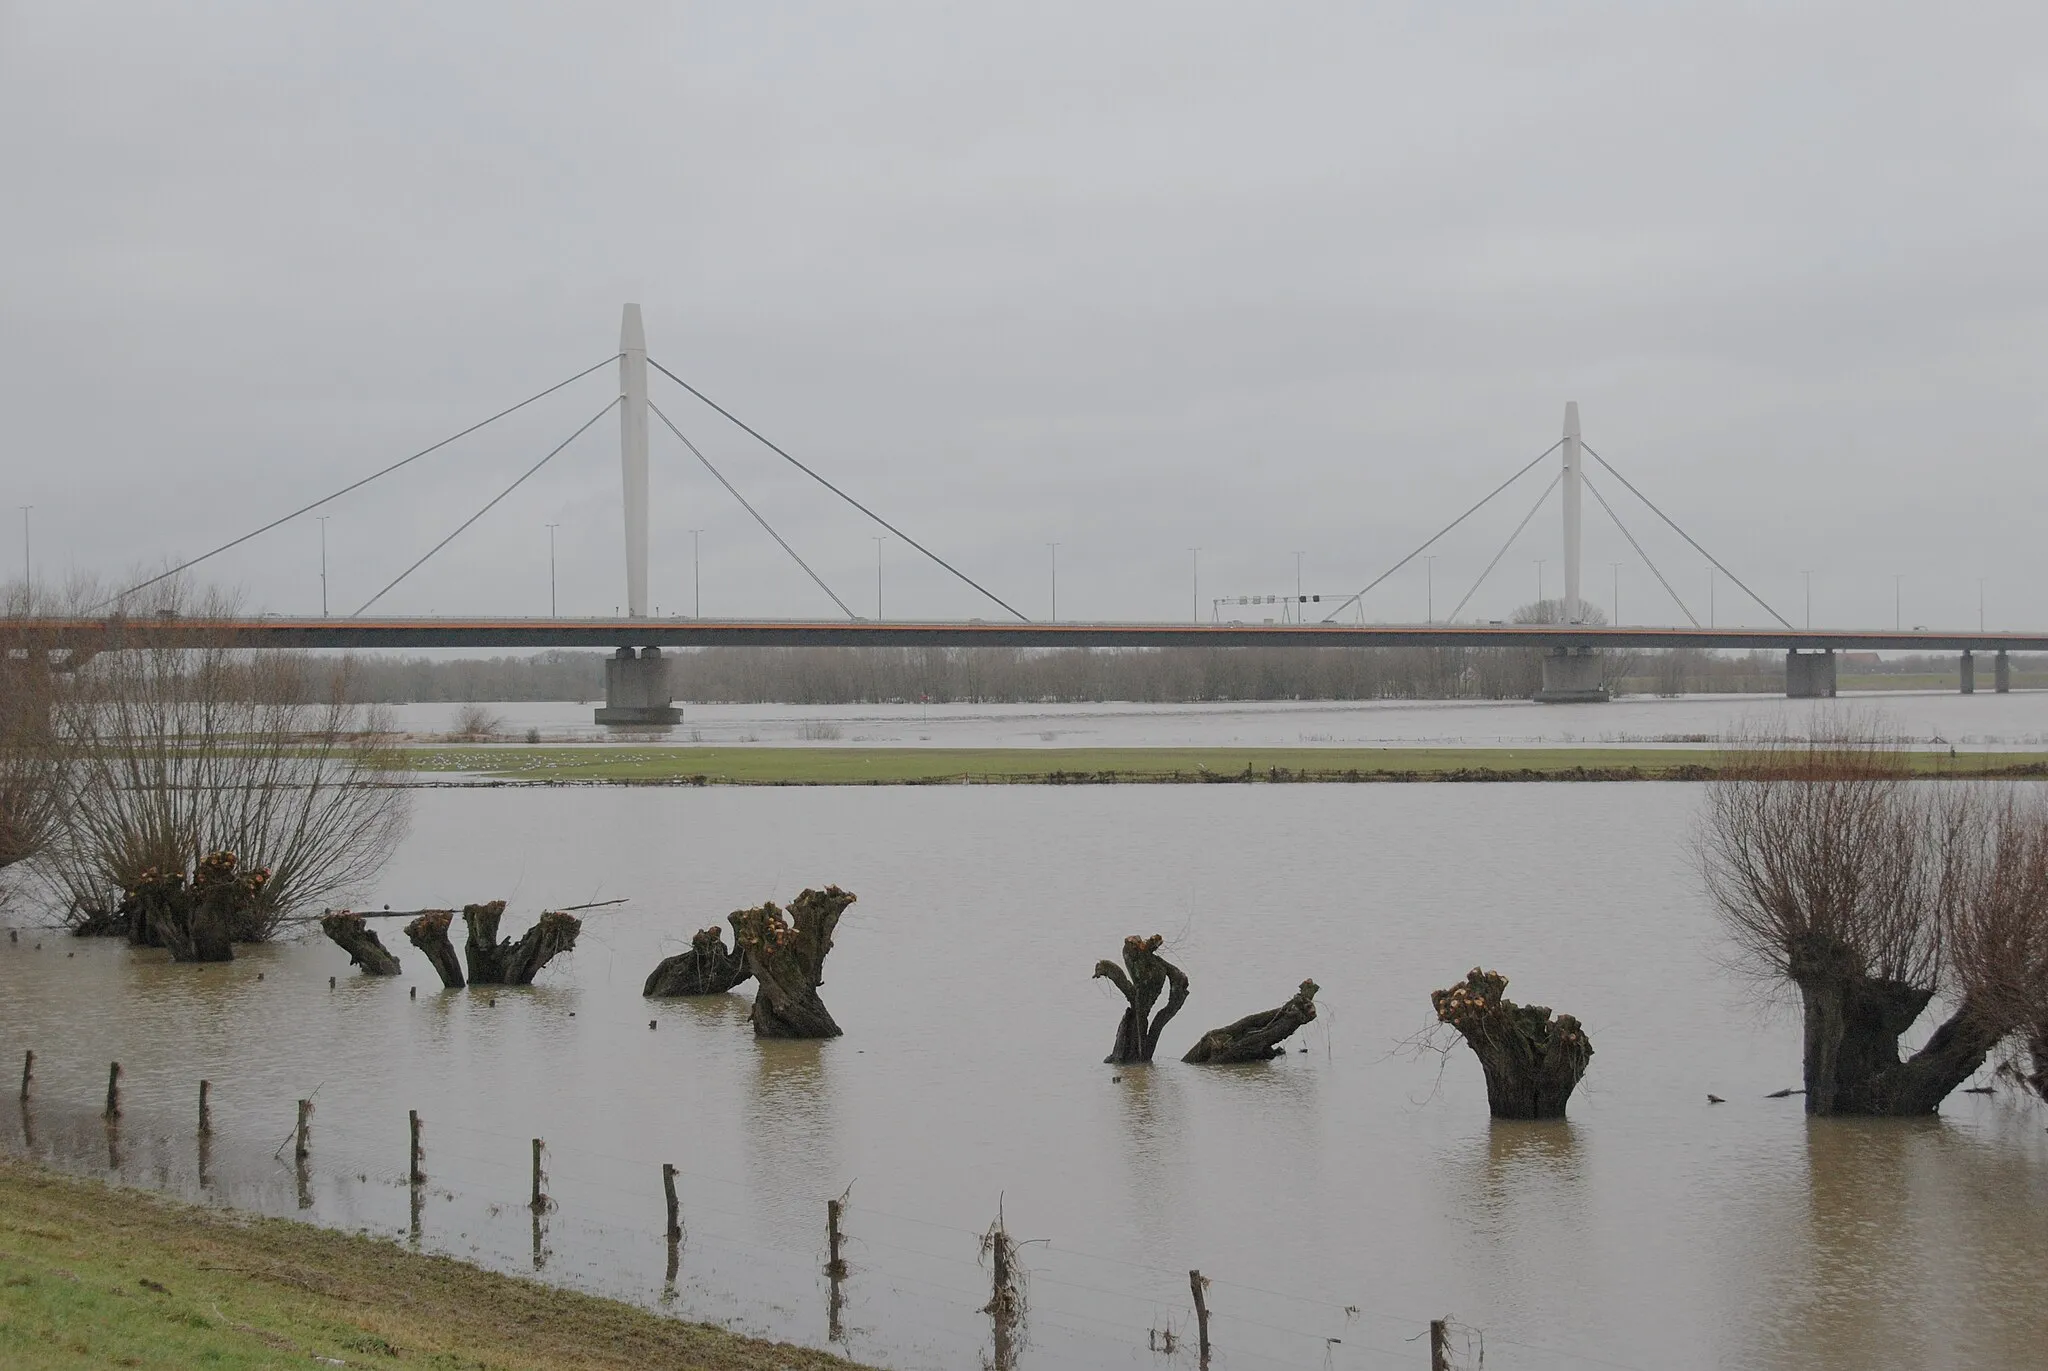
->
[12,307,2035,722]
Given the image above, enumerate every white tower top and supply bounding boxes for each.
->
[1561,401,1582,625]
[620,304,650,619]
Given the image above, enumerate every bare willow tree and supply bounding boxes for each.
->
[1699,722,2048,1114]
[0,583,63,890]
[38,584,410,947]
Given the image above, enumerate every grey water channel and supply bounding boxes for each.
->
[6,784,2048,1370]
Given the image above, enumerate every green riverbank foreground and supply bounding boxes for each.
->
[0,1157,869,1371]
[392,745,2048,785]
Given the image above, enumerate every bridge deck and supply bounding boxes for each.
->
[8,617,2047,654]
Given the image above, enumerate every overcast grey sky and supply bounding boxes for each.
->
[4,2,2045,631]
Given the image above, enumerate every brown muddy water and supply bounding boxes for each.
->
[4,785,2046,1370]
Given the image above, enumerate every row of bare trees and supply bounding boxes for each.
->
[0,579,410,957]
[1701,724,2048,1113]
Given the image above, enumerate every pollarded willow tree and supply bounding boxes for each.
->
[40,583,410,944]
[1093,934,1190,1064]
[1430,968,1593,1119]
[1700,725,2048,1115]
[730,887,856,1037]
[644,926,751,997]
[1183,979,1319,1063]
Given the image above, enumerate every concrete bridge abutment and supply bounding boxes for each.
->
[595,647,681,726]
[1533,647,1610,704]
[1961,651,1975,694]
[1996,650,2011,693]
[1786,649,1837,699]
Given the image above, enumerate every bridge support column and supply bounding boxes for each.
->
[1960,651,1975,694]
[1996,650,2011,693]
[1786,649,1837,699]
[595,647,680,727]
[1534,647,1609,703]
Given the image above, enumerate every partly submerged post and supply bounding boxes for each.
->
[1190,1270,1212,1369]
[104,1062,121,1119]
[18,1049,30,1103]
[198,1080,211,1136]
[295,1099,312,1161]
[409,1109,425,1185]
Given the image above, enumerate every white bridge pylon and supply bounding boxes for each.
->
[620,303,651,620]
[1562,399,1583,625]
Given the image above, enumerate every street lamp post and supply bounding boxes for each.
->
[1293,551,1305,625]
[689,529,704,618]
[545,523,559,617]
[1424,555,1436,623]
[1894,574,1904,631]
[1536,559,1546,608]
[1979,576,1987,632]
[1048,542,1061,623]
[18,506,29,591]
[317,517,330,617]
[873,536,887,620]
[1803,569,1814,630]
[1609,561,1622,625]
[1188,547,1201,624]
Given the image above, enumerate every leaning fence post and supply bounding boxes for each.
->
[1190,1269,1211,1369]
[18,1049,31,1102]
[294,1098,312,1160]
[530,1138,547,1212]
[1430,1318,1450,1371]
[198,1080,211,1135]
[104,1062,121,1118]
[662,1162,681,1241]
[409,1109,424,1184]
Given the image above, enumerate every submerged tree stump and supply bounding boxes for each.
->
[1183,980,1319,1063]
[462,901,581,986]
[1431,968,1593,1119]
[1094,934,1190,1064]
[118,852,271,963]
[319,911,402,975]
[730,886,856,1038]
[404,910,465,988]
[643,926,752,997]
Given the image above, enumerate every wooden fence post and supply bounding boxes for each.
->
[1190,1269,1211,1369]
[18,1049,31,1102]
[1430,1318,1449,1371]
[198,1080,211,1135]
[661,1162,680,1241]
[530,1138,546,1212]
[104,1062,121,1118]
[295,1099,312,1160]
[409,1110,424,1184]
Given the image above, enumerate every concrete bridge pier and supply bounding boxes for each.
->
[595,647,681,726]
[1996,650,2011,693]
[1961,651,1975,694]
[1786,649,1837,699]
[1534,646,1609,703]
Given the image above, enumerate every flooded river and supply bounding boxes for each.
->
[5,784,2047,1369]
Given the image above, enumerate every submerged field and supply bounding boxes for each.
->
[391,744,2048,784]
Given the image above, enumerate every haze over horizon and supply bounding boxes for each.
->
[5,3,2046,634]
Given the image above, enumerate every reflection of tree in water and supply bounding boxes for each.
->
[1108,1066,1187,1253]
[1749,1118,2048,1371]
[1437,1120,1586,1319]
[742,1038,843,1234]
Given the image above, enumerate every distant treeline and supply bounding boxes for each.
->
[327,644,1990,705]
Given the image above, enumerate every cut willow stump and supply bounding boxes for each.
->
[463,901,582,986]
[730,887,856,1038]
[644,926,752,997]
[1431,968,1592,1119]
[1094,934,1190,1064]
[319,911,402,976]
[1183,979,1319,1063]
[404,910,465,988]
[118,852,271,963]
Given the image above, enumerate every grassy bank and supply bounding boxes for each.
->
[0,1156,867,1371]
[391,745,2048,785]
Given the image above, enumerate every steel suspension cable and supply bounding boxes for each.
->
[648,401,855,619]
[644,357,1028,622]
[1320,438,1564,622]
[99,355,621,610]
[1581,472,1700,627]
[1580,442,1792,629]
[354,397,618,616]
[1445,472,1560,623]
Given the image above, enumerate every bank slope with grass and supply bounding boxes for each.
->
[392,745,2048,786]
[0,1157,869,1371]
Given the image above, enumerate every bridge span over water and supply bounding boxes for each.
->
[32,306,2043,720]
